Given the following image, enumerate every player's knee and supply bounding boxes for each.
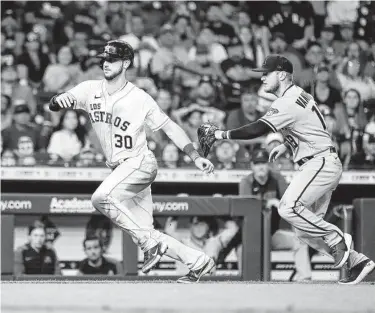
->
[91,189,108,210]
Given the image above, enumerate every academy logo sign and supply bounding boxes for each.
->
[0,200,32,211]
[153,201,189,212]
[50,197,95,213]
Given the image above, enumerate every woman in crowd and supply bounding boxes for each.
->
[43,45,81,93]
[47,109,88,162]
[342,89,368,167]
[16,31,50,88]
[336,57,375,102]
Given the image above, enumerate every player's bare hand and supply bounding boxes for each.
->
[269,144,288,162]
[194,157,214,174]
[54,92,76,109]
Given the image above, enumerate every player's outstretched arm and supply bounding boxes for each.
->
[49,92,76,111]
[215,120,272,140]
[197,120,272,157]
[49,81,92,112]
[161,120,214,174]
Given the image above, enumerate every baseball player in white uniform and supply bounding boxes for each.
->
[49,40,215,283]
[206,55,375,284]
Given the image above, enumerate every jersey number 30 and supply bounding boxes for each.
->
[114,134,133,149]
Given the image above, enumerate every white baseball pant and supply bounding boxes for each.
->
[278,151,344,257]
[91,150,207,270]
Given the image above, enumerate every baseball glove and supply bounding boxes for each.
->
[197,122,219,157]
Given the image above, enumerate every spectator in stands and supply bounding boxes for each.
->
[164,215,239,273]
[189,27,227,64]
[17,31,50,87]
[336,58,375,102]
[262,1,314,50]
[172,14,196,51]
[40,215,61,249]
[161,142,180,169]
[119,14,158,74]
[85,215,113,253]
[14,220,61,276]
[226,86,266,149]
[74,147,101,167]
[78,236,122,275]
[47,109,88,162]
[296,41,324,89]
[156,89,174,116]
[333,22,356,57]
[182,43,227,90]
[76,50,103,83]
[268,32,304,77]
[220,39,260,88]
[62,1,97,38]
[42,45,81,93]
[305,63,352,154]
[213,140,240,170]
[188,76,226,112]
[126,64,158,98]
[150,24,186,88]
[1,94,12,131]
[202,3,237,48]
[0,150,16,167]
[1,102,42,164]
[69,31,89,61]
[239,149,311,281]
[172,104,205,143]
[226,86,260,129]
[173,102,225,143]
[346,41,364,61]
[1,64,37,115]
[1,31,17,67]
[238,26,265,68]
[342,89,368,162]
[318,24,336,56]
[349,132,375,169]
[364,41,375,81]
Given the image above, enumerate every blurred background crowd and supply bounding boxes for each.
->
[1,0,375,170]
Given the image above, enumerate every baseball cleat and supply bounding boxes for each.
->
[177,257,215,284]
[142,242,168,274]
[332,233,352,268]
[338,259,375,285]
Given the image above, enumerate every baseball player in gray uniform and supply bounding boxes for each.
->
[202,55,374,284]
[49,40,215,283]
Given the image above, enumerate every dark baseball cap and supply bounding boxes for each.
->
[251,55,293,74]
[322,24,334,32]
[14,103,30,114]
[251,149,269,164]
[316,63,329,73]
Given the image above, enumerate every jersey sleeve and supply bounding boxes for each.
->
[144,94,170,132]
[66,80,94,112]
[259,99,296,132]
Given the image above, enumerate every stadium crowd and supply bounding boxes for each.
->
[1,1,375,170]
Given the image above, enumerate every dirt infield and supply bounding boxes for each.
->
[1,281,375,313]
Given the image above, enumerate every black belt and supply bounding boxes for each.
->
[297,147,336,166]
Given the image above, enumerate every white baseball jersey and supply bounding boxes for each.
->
[259,85,333,163]
[68,80,170,163]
